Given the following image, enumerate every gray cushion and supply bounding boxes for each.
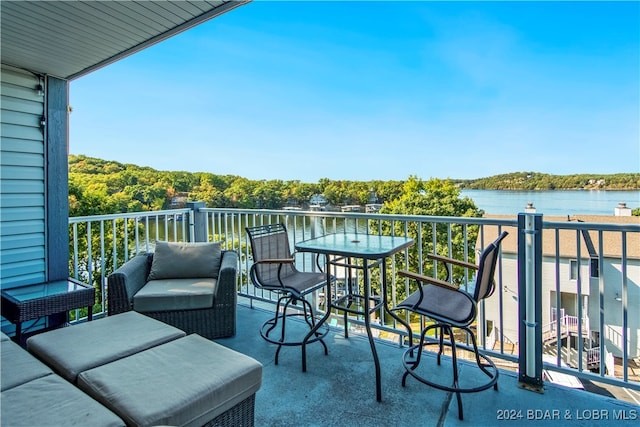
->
[1,374,125,427]
[77,334,262,427]
[133,278,216,312]
[148,241,221,280]
[0,332,10,341]
[27,311,185,383]
[1,339,53,392]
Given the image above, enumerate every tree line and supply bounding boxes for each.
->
[68,154,406,215]
[68,154,639,217]
[457,171,640,190]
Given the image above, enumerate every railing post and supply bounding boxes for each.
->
[186,201,207,242]
[518,212,543,391]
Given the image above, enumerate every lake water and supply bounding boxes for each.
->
[460,190,640,216]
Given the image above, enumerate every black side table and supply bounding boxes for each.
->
[1,278,95,344]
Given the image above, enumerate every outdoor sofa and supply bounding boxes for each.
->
[1,311,262,426]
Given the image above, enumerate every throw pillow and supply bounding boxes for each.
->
[147,241,221,280]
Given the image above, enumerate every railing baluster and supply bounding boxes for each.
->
[86,221,93,292]
[100,220,106,311]
[72,222,79,279]
[621,231,628,382]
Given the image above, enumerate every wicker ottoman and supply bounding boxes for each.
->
[27,311,185,383]
[1,374,125,427]
[1,333,125,427]
[77,334,263,427]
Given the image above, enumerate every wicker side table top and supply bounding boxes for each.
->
[1,278,95,323]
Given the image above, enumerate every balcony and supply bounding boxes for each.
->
[62,206,639,423]
[221,299,638,425]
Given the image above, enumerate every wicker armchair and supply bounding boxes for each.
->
[107,245,238,340]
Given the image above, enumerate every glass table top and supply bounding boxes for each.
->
[2,280,89,303]
[295,233,414,258]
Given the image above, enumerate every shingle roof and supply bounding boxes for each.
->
[482,214,640,260]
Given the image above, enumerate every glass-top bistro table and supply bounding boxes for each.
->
[295,233,414,401]
[1,278,95,344]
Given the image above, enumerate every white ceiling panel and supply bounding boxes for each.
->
[1,1,248,80]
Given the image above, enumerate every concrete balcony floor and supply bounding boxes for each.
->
[217,299,639,427]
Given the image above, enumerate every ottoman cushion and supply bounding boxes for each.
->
[27,311,185,382]
[77,334,263,427]
[1,339,53,392]
[1,374,125,427]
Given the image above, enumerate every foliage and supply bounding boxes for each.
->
[68,154,408,213]
[366,177,484,322]
[69,155,639,218]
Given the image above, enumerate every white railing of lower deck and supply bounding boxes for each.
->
[68,207,640,393]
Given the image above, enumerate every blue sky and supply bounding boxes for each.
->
[69,1,640,182]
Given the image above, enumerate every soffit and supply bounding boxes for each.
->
[1,0,248,80]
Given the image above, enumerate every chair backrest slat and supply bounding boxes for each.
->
[473,231,508,302]
[246,223,295,287]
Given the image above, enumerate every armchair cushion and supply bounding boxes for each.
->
[134,278,217,312]
[148,241,221,280]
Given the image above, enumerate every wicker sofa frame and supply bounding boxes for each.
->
[107,250,238,339]
[205,395,255,427]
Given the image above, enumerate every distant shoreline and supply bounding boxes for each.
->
[463,188,640,191]
[460,189,640,216]
[455,171,639,191]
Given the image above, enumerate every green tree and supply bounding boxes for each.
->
[224,178,258,208]
[370,177,483,317]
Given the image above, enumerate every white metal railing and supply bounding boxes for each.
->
[587,347,601,366]
[542,218,639,388]
[543,314,590,343]
[67,207,640,393]
[200,208,514,343]
[69,208,191,312]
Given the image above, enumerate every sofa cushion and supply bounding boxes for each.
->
[133,278,216,312]
[27,311,185,383]
[1,374,125,427]
[1,339,53,392]
[148,241,221,280]
[77,334,262,427]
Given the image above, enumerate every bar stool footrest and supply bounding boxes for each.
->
[260,312,329,347]
[401,341,499,394]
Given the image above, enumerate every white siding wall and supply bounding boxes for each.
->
[0,66,46,288]
[484,254,640,358]
[589,260,640,358]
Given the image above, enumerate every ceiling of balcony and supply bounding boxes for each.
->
[0,0,248,80]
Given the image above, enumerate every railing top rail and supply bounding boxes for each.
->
[69,208,191,224]
[200,207,518,227]
[543,219,640,233]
